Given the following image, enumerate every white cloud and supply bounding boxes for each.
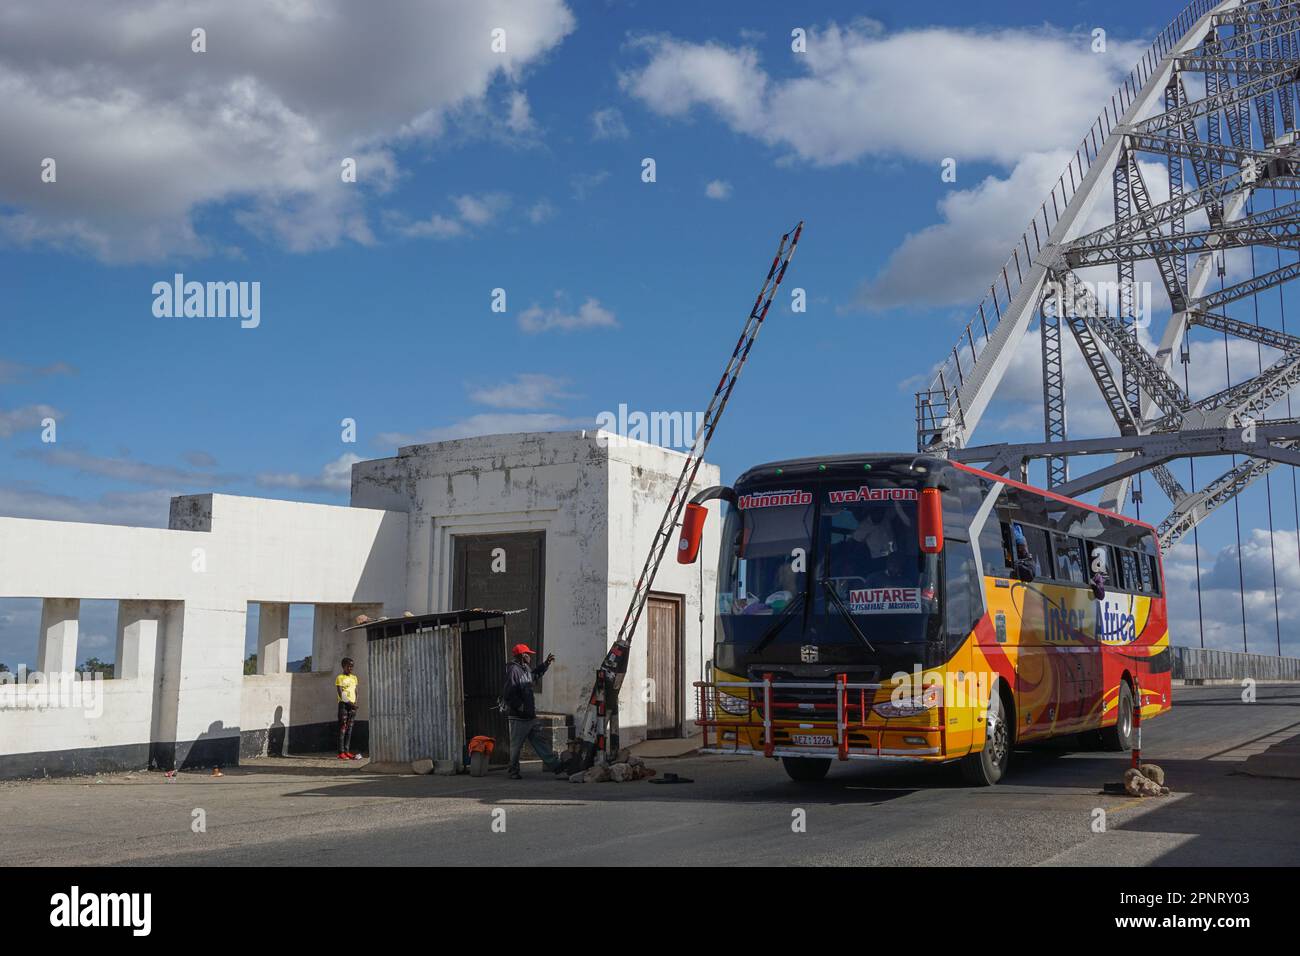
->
[391,191,513,239]
[18,446,233,487]
[453,193,511,227]
[705,179,732,200]
[571,170,610,200]
[506,90,536,134]
[183,450,219,468]
[377,413,594,447]
[1164,531,1300,655]
[0,359,74,383]
[591,106,630,140]
[621,23,1144,167]
[622,22,1147,312]
[528,198,556,224]
[0,484,174,527]
[256,452,360,494]
[0,0,576,261]
[468,373,573,409]
[0,403,59,438]
[517,295,618,333]
[859,151,1070,310]
[393,211,465,240]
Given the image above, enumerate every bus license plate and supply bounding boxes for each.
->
[791,734,834,747]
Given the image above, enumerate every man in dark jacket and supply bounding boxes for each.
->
[504,643,560,779]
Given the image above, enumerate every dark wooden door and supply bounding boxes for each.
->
[646,594,683,739]
[460,622,509,763]
[454,532,545,762]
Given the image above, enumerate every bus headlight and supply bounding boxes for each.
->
[717,691,752,716]
[873,694,939,719]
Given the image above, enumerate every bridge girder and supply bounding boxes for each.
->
[916,0,1300,557]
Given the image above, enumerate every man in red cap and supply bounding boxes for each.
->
[503,643,559,779]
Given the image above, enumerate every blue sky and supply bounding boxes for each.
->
[1,0,1296,661]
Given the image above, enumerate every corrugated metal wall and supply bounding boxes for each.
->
[369,623,467,764]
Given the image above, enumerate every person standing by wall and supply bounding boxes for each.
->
[503,644,560,779]
[336,657,359,759]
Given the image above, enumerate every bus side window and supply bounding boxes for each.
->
[1144,553,1162,595]
[1051,533,1085,584]
[1005,520,1037,579]
[1119,550,1139,591]
[981,518,1010,576]
[1022,526,1053,579]
[1088,544,1113,584]
[1138,550,1153,593]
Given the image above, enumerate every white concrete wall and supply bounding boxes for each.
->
[605,437,720,741]
[352,431,612,725]
[351,430,720,743]
[1,431,722,773]
[0,495,407,770]
[0,678,156,772]
[239,672,344,756]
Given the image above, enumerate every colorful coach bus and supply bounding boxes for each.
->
[677,453,1171,785]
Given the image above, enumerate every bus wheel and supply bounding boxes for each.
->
[1100,681,1135,752]
[961,689,1010,786]
[782,757,832,782]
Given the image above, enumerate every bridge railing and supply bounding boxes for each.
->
[915,0,1221,448]
[1171,644,1300,681]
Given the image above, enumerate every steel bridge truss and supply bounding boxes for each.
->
[915,0,1300,552]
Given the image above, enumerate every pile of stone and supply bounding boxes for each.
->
[569,749,656,783]
[1123,763,1171,797]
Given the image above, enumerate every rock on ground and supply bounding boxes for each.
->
[1123,766,1171,797]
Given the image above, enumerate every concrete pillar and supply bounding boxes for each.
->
[256,603,289,675]
[115,601,162,681]
[311,605,346,674]
[38,598,79,676]
[165,604,245,769]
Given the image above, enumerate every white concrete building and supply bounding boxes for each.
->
[0,431,719,779]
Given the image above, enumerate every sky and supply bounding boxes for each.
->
[1,0,1297,664]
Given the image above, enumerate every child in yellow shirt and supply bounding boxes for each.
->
[336,658,359,759]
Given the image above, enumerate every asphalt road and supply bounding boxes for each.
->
[5,684,1298,866]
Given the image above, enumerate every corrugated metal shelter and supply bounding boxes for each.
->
[351,609,516,769]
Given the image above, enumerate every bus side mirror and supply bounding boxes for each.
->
[919,488,943,554]
[677,503,708,564]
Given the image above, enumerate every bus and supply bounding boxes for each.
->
[676,453,1171,785]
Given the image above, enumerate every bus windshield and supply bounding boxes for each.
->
[819,487,924,614]
[717,490,813,617]
[717,479,936,646]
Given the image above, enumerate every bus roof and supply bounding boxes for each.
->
[731,453,1158,537]
[735,453,948,485]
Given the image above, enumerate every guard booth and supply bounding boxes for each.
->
[353,609,517,770]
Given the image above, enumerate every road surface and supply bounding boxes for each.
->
[5,684,1298,866]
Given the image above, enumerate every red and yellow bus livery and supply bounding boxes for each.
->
[678,453,1171,785]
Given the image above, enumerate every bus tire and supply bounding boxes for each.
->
[961,687,1010,786]
[1100,680,1135,752]
[782,757,832,782]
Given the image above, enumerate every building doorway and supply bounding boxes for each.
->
[646,593,684,739]
[453,532,545,763]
